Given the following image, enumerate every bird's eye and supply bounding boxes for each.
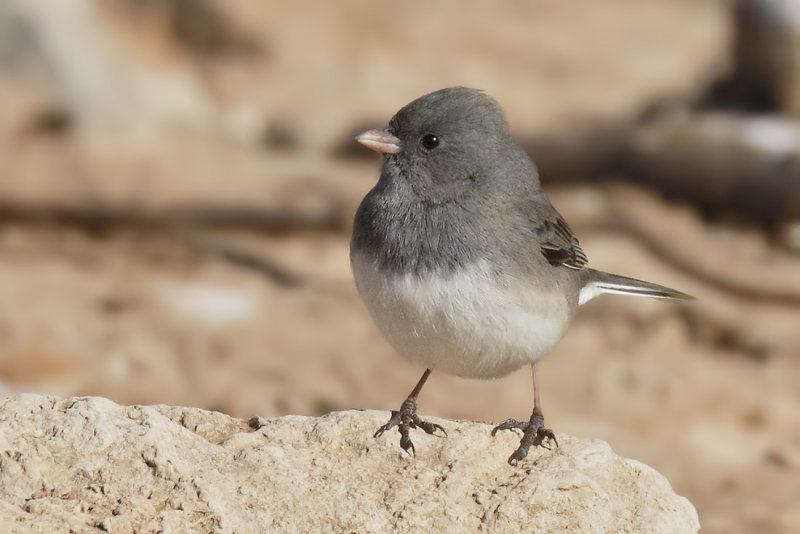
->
[421,134,439,150]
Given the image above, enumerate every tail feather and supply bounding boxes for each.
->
[579,268,693,306]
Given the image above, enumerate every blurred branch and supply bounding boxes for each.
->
[525,113,800,233]
[0,201,349,235]
[181,234,357,299]
[677,306,772,361]
[182,235,304,288]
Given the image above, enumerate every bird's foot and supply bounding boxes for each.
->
[491,413,558,465]
[374,397,447,456]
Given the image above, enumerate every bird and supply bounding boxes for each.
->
[350,87,693,464]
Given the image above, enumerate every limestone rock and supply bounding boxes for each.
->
[0,394,699,533]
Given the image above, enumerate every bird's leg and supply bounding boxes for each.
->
[374,368,446,456]
[491,363,558,465]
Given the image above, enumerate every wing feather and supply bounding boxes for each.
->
[525,194,587,270]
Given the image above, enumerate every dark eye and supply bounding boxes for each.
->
[421,134,439,150]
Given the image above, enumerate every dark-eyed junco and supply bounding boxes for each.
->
[351,87,692,464]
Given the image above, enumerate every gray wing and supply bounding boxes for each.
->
[524,193,588,270]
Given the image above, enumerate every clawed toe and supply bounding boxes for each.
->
[374,400,446,456]
[492,415,558,465]
[414,416,447,437]
[491,418,526,436]
[373,410,401,439]
[537,427,558,449]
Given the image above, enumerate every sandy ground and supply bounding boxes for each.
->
[1,1,799,532]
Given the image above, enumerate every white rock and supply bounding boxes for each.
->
[0,394,699,533]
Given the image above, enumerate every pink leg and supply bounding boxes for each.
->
[492,362,558,465]
[374,368,447,456]
[532,362,544,417]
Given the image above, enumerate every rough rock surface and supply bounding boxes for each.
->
[0,394,699,533]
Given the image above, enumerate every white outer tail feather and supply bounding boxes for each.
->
[578,270,693,306]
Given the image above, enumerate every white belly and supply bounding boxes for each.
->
[351,252,573,379]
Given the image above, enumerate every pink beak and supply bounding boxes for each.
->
[356,128,401,155]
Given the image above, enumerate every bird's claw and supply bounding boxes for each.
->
[414,418,447,437]
[373,410,400,439]
[491,418,524,436]
[491,414,557,465]
[374,399,446,456]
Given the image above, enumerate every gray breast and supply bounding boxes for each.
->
[351,176,484,275]
[351,163,583,308]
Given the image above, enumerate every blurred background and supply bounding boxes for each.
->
[0,0,799,532]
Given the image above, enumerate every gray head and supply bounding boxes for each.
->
[353,87,546,274]
[357,87,538,204]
